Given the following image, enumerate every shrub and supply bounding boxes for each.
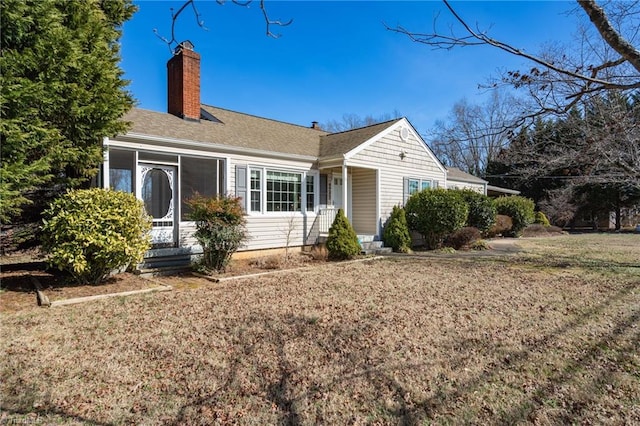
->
[445,226,482,250]
[405,188,468,249]
[522,224,564,237]
[42,188,151,285]
[326,208,361,260]
[459,190,497,234]
[494,196,535,237]
[487,215,513,237]
[187,194,247,272]
[470,239,489,251]
[382,205,412,253]
[534,211,551,227]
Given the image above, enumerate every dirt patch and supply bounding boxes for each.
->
[0,252,325,312]
[0,266,165,313]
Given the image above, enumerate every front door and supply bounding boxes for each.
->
[140,164,177,246]
[332,174,353,223]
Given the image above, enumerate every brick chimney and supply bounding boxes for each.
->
[167,41,200,121]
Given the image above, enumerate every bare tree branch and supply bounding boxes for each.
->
[154,0,293,51]
[154,0,207,53]
[259,0,293,38]
[386,0,640,116]
[578,0,640,72]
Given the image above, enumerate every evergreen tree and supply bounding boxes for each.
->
[0,0,136,222]
[326,209,361,260]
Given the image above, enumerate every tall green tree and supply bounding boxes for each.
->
[0,0,136,222]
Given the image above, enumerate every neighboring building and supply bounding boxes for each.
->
[102,44,448,258]
[486,185,521,198]
[445,167,488,194]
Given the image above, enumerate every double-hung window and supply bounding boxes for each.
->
[245,168,316,213]
[250,169,262,213]
[306,175,315,211]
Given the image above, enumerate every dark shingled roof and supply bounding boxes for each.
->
[123,105,328,157]
[446,167,487,184]
[319,119,402,158]
[122,106,400,159]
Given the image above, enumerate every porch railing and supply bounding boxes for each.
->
[318,206,338,234]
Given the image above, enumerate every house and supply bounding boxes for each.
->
[101,43,449,261]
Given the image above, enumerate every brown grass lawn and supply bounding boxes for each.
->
[1,234,639,424]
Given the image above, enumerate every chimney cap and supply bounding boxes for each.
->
[311,121,320,130]
[174,40,195,55]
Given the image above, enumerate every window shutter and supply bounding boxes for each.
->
[235,165,248,212]
[433,180,439,189]
[403,177,409,204]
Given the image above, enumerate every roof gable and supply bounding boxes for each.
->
[337,118,447,174]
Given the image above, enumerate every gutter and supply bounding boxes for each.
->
[111,133,319,162]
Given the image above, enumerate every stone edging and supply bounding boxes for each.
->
[29,274,172,308]
[192,256,386,283]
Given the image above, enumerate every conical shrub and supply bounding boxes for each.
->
[326,208,361,260]
[383,205,411,253]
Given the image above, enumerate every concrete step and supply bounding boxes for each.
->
[374,247,393,254]
[139,265,191,277]
[360,241,383,250]
[139,254,191,268]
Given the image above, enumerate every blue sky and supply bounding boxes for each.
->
[121,1,577,134]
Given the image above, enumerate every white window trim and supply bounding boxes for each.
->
[405,177,435,204]
[408,177,434,195]
[247,166,317,216]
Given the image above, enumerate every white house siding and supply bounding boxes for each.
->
[346,127,446,235]
[351,168,377,235]
[227,155,317,251]
[447,180,486,194]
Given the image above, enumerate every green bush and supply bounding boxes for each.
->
[405,188,468,249]
[187,194,247,272]
[487,214,513,237]
[382,205,412,253]
[494,196,536,237]
[534,211,551,227]
[445,226,482,250]
[459,190,497,234]
[326,208,361,260]
[42,188,151,285]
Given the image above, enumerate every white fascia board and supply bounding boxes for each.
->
[115,132,318,162]
[318,157,345,169]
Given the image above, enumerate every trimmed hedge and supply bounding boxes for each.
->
[326,208,361,260]
[459,190,497,234]
[405,188,468,249]
[494,196,535,237]
[42,188,151,285]
[382,205,412,253]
